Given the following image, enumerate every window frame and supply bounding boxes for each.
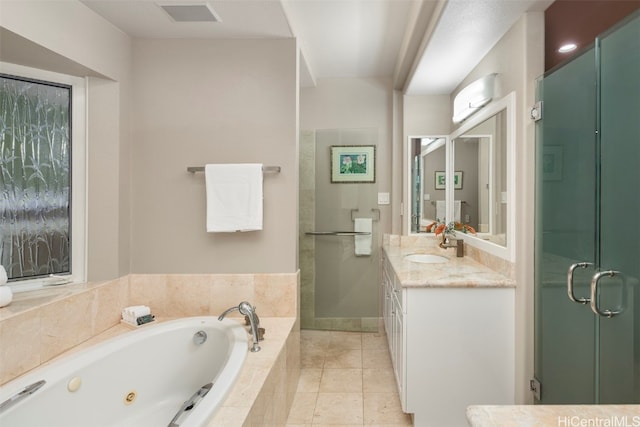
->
[0,62,87,292]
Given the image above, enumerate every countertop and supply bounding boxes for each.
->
[467,404,640,427]
[383,243,515,288]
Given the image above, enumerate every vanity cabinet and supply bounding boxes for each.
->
[382,256,404,392]
[382,252,515,427]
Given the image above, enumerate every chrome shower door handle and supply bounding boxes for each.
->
[590,270,624,318]
[567,262,592,304]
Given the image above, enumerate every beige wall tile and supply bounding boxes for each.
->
[223,366,269,407]
[286,392,318,424]
[166,274,212,317]
[254,273,297,317]
[0,310,41,385]
[209,406,249,427]
[210,274,254,316]
[128,274,168,316]
[285,325,301,408]
[93,278,129,335]
[40,291,95,361]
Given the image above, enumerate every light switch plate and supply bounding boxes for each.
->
[378,192,390,205]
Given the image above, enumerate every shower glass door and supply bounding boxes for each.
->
[299,128,380,332]
[534,12,640,404]
[534,46,598,404]
[597,13,640,403]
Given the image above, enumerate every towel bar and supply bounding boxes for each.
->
[430,200,467,206]
[305,231,371,236]
[350,208,381,222]
[187,166,281,174]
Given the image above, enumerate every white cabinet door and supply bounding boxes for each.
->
[392,296,405,406]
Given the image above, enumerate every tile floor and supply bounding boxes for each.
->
[285,329,413,426]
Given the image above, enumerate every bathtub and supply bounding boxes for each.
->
[0,317,248,427]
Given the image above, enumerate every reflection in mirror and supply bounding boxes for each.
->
[453,109,507,246]
[409,137,445,233]
[406,92,514,260]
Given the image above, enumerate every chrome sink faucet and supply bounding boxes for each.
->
[218,301,261,352]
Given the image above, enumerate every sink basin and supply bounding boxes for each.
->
[404,254,448,264]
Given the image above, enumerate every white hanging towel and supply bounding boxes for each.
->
[453,200,462,222]
[205,164,263,232]
[435,200,446,222]
[435,200,461,222]
[354,218,372,256]
[0,265,7,285]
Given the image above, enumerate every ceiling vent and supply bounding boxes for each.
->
[158,3,222,23]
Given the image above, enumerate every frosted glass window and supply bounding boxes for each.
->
[0,74,72,281]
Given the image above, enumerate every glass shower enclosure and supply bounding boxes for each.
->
[534,12,640,403]
[299,128,380,332]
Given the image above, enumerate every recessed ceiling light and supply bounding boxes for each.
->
[158,3,222,23]
[558,43,578,53]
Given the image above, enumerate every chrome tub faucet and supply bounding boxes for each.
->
[218,301,261,352]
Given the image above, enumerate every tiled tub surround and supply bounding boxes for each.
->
[0,273,300,426]
[382,234,516,426]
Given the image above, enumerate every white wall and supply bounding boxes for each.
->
[130,38,299,274]
[401,95,451,234]
[2,3,300,278]
[300,77,394,234]
[450,12,545,403]
[0,0,133,281]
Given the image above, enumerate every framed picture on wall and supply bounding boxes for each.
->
[330,145,376,183]
[454,171,463,189]
[434,171,463,190]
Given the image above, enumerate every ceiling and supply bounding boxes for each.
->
[81,0,553,95]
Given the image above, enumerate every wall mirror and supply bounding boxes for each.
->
[407,91,515,261]
[408,136,446,233]
[453,110,506,244]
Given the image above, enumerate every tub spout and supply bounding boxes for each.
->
[218,301,261,352]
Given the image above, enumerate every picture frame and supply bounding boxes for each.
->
[434,171,463,190]
[330,145,376,183]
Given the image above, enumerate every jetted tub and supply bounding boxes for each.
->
[0,317,248,427]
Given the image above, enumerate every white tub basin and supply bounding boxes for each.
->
[404,254,448,264]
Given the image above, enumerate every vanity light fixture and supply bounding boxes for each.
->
[558,43,578,53]
[452,74,497,124]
